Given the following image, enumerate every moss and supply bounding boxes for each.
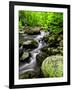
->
[41,55,63,77]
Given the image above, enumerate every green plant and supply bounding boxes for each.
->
[19,11,63,33]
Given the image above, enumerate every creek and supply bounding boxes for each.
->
[19,31,49,75]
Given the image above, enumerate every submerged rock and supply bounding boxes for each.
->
[41,55,63,77]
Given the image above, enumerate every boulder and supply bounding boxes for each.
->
[24,27,41,35]
[36,45,63,67]
[41,55,63,77]
[23,40,38,49]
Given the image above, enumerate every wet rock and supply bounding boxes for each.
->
[19,31,24,34]
[36,45,62,67]
[57,46,63,55]
[19,31,24,40]
[41,55,63,77]
[19,34,25,47]
[48,48,61,55]
[20,52,30,63]
[19,71,37,79]
[19,40,23,47]
[43,31,63,48]
[19,46,23,57]
[41,46,62,56]
[36,52,48,66]
[24,27,41,35]
[43,34,59,48]
[59,40,63,47]
[23,40,38,49]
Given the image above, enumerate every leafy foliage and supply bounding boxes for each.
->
[19,11,63,33]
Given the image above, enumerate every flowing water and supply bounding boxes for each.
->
[19,31,49,75]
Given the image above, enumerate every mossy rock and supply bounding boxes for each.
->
[57,46,63,55]
[19,31,24,34]
[36,52,48,66]
[43,31,63,48]
[19,71,37,79]
[41,46,62,56]
[23,40,38,49]
[19,34,25,47]
[49,48,61,55]
[43,35,59,48]
[37,46,63,66]
[59,40,63,47]
[24,27,41,35]
[20,52,30,62]
[19,40,23,47]
[41,55,63,77]
[43,33,58,43]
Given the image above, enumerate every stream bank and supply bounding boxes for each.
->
[19,27,63,79]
